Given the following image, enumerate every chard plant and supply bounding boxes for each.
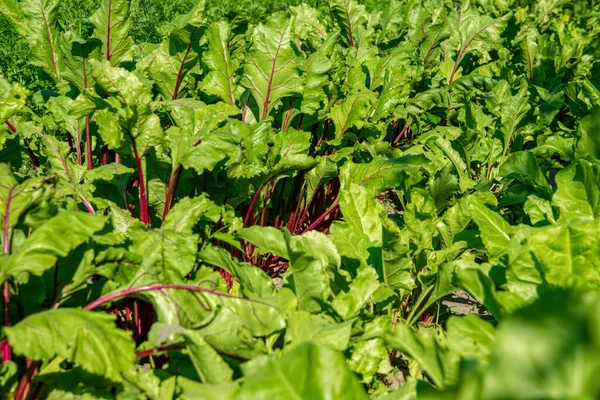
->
[2,0,600,399]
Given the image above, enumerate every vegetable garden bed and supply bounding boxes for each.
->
[1,0,600,398]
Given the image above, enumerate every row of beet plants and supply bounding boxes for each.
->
[3,0,600,398]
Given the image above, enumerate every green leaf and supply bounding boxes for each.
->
[328,91,376,138]
[500,151,551,195]
[149,323,233,384]
[332,267,380,320]
[60,35,102,92]
[576,106,600,161]
[330,0,367,48]
[339,183,384,244]
[130,229,199,278]
[199,245,276,301]
[515,25,538,80]
[267,128,315,178]
[405,188,438,250]
[0,79,29,121]
[487,79,531,153]
[524,195,555,225]
[0,164,48,234]
[240,13,302,120]
[445,315,495,365]
[201,21,238,106]
[142,2,205,100]
[348,338,390,383]
[367,44,414,123]
[1,0,63,81]
[509,220,600,293]
[237,226,289,259]
[339,156,413,194]
[239,342,369,400]
[481,291,600,399]
[4,309,135,382]
[176,377,239,400]
[176,132,242,176]
[162,195,223,233]
[285,311,353,351]
[552,159,600,223]
[300,32,340,115]
[303,158,338,209]
[3,212,106,279]
[240,227,339,312]
[90,0,134,66]
[468,197,514,259]
[386,324,454,389]
[283,230,340,312]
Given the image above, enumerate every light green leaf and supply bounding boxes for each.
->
[130,229,199,278]
[201,21,238,106]
[482,291,600,399]
[552,160,600,223]
[149,323,233,384]
[500,151,551,194]
[3,212,106,279]
[285,311,353,351]
[300,32,340,115]
[328,91,376,138]
[332,267,380,320]
[468,197,514,258]
[162,195,223,233]
[241,13,302,120]
[349,338,390,383]
[0,79,29,121]
[576,106,600,161]
[90,0,134,66]
[386,324,453,389]
[1,0,63,80]
[143,2,205,100]
[5,309,135,382]
[239,342,369,400]
[199,245,276,301]
[330,0,367,47]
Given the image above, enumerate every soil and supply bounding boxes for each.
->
[440,290,492,320]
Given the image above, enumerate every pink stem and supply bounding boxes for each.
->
[5,121,40,170]
[125,131,149,225]
[162,166,182,222]
[83,283,270,311]
[244,179,272,226]
[85,116,93,170]
[301,199,339,234]
[15,360,39,400]
[136,342,185,359]
[2,187,14,362]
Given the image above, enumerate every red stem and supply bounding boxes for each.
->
[172,37,195,100]
[85,116,93,170]
[393,122,412,145]
[2,187,14,362]
[244,179,272,226]
[125,131,149,225]
[162,166,182,222]
[136,342,185,359]
[15,360,40,400]
[74,120,82,165]
[83,283,270,311]
[5,121,40,170]
[282,99,296,130]
[301,199,339,234]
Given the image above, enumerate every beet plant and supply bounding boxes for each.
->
[2,0,600,399]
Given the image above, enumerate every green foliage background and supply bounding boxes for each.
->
[0,0,390,90]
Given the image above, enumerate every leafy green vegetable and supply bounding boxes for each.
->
[1,0,600,398]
